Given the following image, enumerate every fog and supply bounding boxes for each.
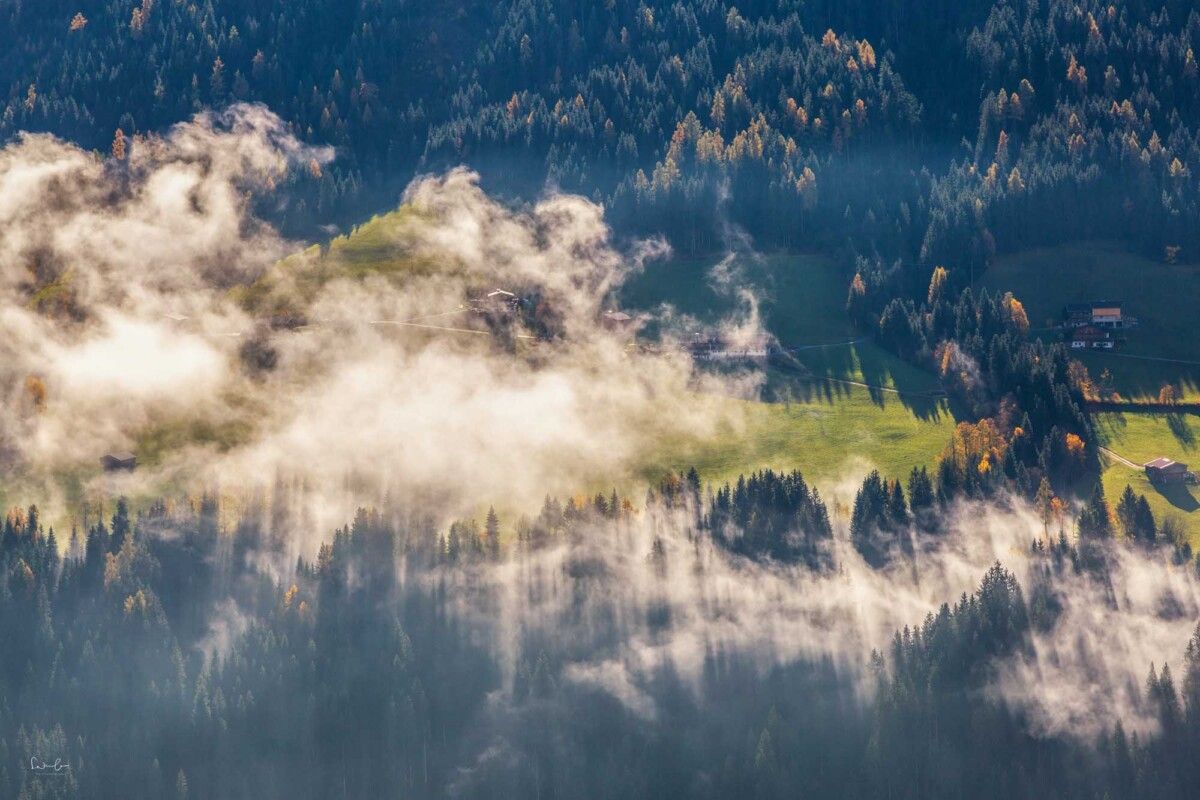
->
[0,105,756,543]
[441,494,1200,741]
[3,104,1196,749]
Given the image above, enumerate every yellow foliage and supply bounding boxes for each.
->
[795,166,817,208]
[1066,54,1087,91]
[857,40,876,70]
[1002,292,1029,334]
[927,265,949,305]
[995,130,1009,164]
[943,418,1009,474]
[853,99,867,125]
[710,92,726,126]
[1006,167,1025,193]
[124,590,150,617]
[984,162,998,189]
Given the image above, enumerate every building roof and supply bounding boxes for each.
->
[487,289,515,298]
[1144,457,1187,471]
[105,452,137,462]
[603,310,632,322]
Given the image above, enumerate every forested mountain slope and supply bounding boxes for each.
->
[4,0,1198,266]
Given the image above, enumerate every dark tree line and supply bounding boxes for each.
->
[2,472,1200,796]
[5,483,1200,798]
[6,1,1195,261]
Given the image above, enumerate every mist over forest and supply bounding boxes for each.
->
[3,2,1200,799]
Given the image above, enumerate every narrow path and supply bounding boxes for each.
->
[1099,446,1140,469]
[1094,352,1200,367]
[783,337,867,352]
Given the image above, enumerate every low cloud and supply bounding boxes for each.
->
[443,496,1200,741]
[0,106,755,548]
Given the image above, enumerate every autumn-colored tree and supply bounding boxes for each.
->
[111,128,127,161]
[995,130,1009,165]
[857,40,876,70]
[942,418,1008,475]
[69,12,88,31]
[796,167,817,209]
[1159,384,1178,405]
[1064,432,1086,462]
[846,271,868,326]
[1002,292,1029,335]
[1050,496,1067,534]
[1066,54,1087,91]
[927,265,949,305]
[1006,167,1025,193]
[1067,359,1094,399]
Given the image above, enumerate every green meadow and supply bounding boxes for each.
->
[1096,410,1200,545]
[626,251,957,492]
[641,379,957,495]
[981,241,1200,400]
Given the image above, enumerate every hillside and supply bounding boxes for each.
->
[981,241,1200,401]
[1096,410,1200,544]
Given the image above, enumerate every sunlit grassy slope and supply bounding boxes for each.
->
[624,251,956,491]
[640,381,957,493]
[236,206,440,311]
[1096,410,1200,545]
[981,241,1200,401]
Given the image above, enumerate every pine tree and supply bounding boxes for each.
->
[484,506,500,560]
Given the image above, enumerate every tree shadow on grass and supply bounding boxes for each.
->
[774,344,955,422]
[1152,481,1200,513]
[1167,413,1196,449]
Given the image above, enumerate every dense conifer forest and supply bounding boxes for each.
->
[4,1,1197,256]
[4,477,1200,799]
